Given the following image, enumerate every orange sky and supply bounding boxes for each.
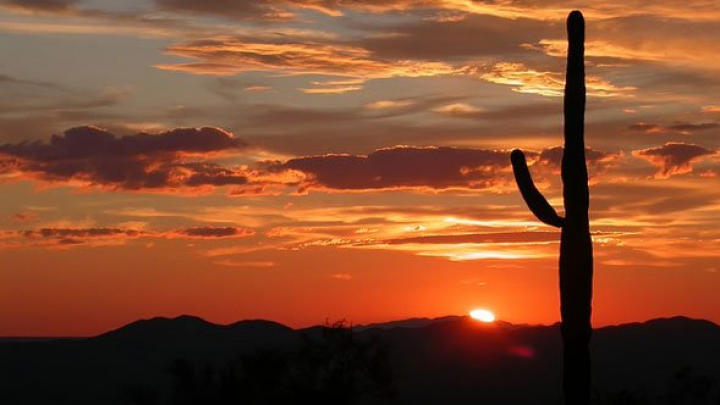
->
[1,0,719,336]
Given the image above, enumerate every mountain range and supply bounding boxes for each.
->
[2,316,720,404]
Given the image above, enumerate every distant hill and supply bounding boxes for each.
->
[1,316,719,404]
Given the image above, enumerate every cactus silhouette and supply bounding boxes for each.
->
[510,10,593,405]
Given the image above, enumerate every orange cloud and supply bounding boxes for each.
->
[633,142,717,178]
[156,36,459,92]
[629,121,720,135]
[213,260,275,268]
[385,231,560,245]
[527,39,667,62]
[152,0,719,22]
[481,62,635,98]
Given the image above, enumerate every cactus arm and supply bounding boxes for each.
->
[510,149,566,228]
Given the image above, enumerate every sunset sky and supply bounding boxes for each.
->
[1,0,719,336]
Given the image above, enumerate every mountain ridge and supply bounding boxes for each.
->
[96,313,720,338]
[2,315,720,404]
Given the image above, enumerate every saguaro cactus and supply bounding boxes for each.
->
[510,10,593,405]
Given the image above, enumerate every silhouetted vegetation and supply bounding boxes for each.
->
[4,316,720,404]
[162,320,395,405]
[511,10,594,404]
[593,367,720,405]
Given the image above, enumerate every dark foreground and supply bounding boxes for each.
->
[2,316,720,404]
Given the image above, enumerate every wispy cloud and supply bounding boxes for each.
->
[481,62,636,98]
[13,225,254,248]
[156,37,459,93]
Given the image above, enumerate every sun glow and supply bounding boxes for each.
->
[470,309,496,323]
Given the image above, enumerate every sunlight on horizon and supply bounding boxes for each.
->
[470,309,496,323]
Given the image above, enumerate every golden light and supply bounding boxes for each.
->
[470,309,496,323]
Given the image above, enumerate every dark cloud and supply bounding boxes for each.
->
[356,14,555,60]
[0,74,61,90]
[0,87,131,118]
[537,146,622,171]
[23,228,143,240]
[174,227,255,239]
[0,126,249,191]
[0,0,78,11]
[633,142,716,178]
[154,0,290,20]
[628,121,720,134]
[628,122,663,133]
[274,146,512,192]
[386,231,559,245]
[11,213,40,222]
[19,226,254,246]
[667,122,720,133]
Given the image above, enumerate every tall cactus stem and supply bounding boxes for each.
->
[510,10,593,405]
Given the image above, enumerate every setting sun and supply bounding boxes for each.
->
[470,309,496,323]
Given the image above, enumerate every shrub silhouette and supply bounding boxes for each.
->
[666,366,717,405]
[510,10,593,405]
[166,320,395,405]
[591,367,720,405]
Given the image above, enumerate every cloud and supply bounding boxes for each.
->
[154,0,293,20]
[149,0,471,21]
[172,226,255,239]
[434,103,483,115]
[23,227,143,239]
[245,95,466,130]
[526,39,668,63]
[155,36,459,92]
[481,62,636,98]
[633,142,717,178]
[0,74,60,90]
[17,226,254,247]
[0,0,78,12]
[21,227,145,246]
[628,122,664,134]
[0,126,250,191]
[385,231,560,245]
[667,122,720,133]
[365,100,415,110]
[150,14,632,98]
[628,121,720,135]
[273,146,512,192]
[536,146,622,173]
[149,0,720,22]
[433,102,559,121]
[214,260,275,268]
[12,212,40,222]
[355,13,554,60]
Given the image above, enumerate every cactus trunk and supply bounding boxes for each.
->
[560,10,593,405]
[510,10,593,405]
